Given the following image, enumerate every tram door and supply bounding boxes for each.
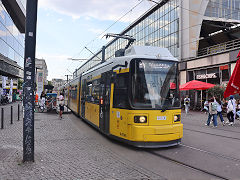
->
[99,72,111,134]
[81,79,86,118]
[78,76,82,116]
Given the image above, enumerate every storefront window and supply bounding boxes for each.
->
[222,69,229,81]
[207,67,220,84]
[195,69,207,82]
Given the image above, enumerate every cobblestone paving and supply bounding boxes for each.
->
[0,109,164,180]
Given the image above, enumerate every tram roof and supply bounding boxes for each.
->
[81,46,178,77]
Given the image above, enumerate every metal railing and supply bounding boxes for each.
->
[197,38,240,57]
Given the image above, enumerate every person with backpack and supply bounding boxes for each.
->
[214,97,225,126]
[184,95,190,114]
[227,95,236,126]
[205,98,218,127]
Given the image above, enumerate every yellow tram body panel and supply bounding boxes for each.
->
[69,96,78,113]
[68,82,80,114]
[85,102,99,127]
[110,108,182,142]
[131,124,182,142]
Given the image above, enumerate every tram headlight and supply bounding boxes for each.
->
[174,115,181,122]
[134,116,147,123]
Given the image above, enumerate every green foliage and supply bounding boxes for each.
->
[18,79,23,90]
[207,85,225,99]
[48,81,52,86]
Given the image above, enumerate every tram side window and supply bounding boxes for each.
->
[81,80,87,100]
[70,86,77,99]
[113,73,129,109]
[92,79,100,103]
[85,79,100,103]
[85,82,93,102]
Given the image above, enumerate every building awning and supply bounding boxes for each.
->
[0,55,23,78]
[2,0,26,33]
[199,20,240,50]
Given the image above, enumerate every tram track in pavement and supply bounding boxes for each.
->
[147,149,229,180]
[179,143,240,163]
[146,135,240,180]
[183,127,240,141]
[183,121,240,134]
[147,141,240,180]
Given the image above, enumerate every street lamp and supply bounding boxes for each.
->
[65,74,72,83]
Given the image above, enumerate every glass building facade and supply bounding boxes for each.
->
[18,0,26,11]
[0,1,25,68]
[205,0,240,20]
[75,0,179,77]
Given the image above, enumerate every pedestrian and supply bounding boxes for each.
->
[214,97,225,126]
[184,95,190,114]
[236,100,240,120]
[40,91,46,110]
[34,93,39,112]
[203,99,209,114]
[58,92,64,119]
[226,95,236,126]
[205,98,218,127]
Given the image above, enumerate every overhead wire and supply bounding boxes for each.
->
[68,0,240,76]
[63,0,147,76]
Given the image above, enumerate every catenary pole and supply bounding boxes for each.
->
[23,0,38,162]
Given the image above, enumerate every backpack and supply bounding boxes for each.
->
[185,98,189,105]
[211,102,217,111]
[228,100,234,112]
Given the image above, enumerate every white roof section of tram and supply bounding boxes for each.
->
[125,46,178,61]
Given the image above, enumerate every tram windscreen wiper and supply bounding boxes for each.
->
[161,105,167,112]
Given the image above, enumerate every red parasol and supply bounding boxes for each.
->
[170,82,176,89]
[180,80,215,91]
[224,51,240,98]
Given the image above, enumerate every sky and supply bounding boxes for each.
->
[36,0,154,80]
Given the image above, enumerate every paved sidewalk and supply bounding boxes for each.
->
[0,110,163,180]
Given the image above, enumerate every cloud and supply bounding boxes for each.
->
[39,0,154,22]
[36,52,81,80]
[88,28,104,34]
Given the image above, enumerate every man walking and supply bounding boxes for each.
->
[184,95,190,114]
[227,95,236,126]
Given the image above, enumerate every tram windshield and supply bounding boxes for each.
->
[130,59,180,109]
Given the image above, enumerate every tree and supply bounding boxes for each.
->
[207,85,226,99]
[18,79,23,90]
[48,81,52,86]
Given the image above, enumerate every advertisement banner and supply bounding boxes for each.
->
[1,76,8,89]
[37,72,44,95]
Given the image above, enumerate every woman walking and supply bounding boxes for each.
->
[58,92,64,119]
[205,98,218,127]
[214,97,225,126]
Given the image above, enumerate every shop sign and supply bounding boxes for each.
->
[220,65,228,70]
[196,73,217,79]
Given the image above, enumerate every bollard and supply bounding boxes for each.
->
[1,108,4,129]
[18,104,20,121]
[11,106,13,124]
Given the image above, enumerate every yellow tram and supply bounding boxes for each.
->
[66,45,183,147]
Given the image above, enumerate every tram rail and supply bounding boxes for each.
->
[183,128,240,141]
[148,150,228,180]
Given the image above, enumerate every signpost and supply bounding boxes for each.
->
[23,0,38,162]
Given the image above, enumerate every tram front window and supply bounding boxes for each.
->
[130,59,180,109]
